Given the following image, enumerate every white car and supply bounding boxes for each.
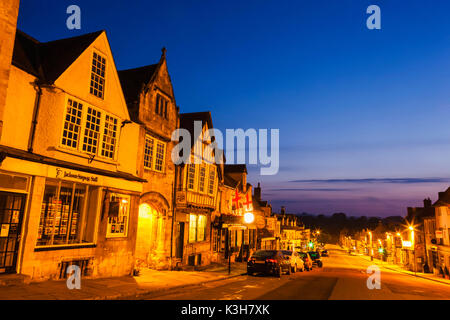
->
[282,250,305,273]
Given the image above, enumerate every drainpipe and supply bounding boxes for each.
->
[28,81,43,153]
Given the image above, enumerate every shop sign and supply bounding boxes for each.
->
[402,240,412,248]
[53,167,99,183]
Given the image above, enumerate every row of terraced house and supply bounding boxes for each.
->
[0,0,309,282]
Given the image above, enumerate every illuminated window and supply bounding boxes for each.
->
[101,115,118,159]
[189,214,197,243]
[198,165,206,193]
[106,194,130,238]
[82,107,101,154]
[143,136,154,169]
[189,214,207,243]
[37,180,98,246]
[187,165,196,190]
[90,52,106,99]
[208,167,215,195]
[197,215,207,241]
[143,135,166,172]
[61,99,83,149]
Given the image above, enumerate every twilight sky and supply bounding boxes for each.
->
[18,0,450,217]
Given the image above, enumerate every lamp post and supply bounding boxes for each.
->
[369,231,373,261]
[408,225,416,276]
[230,212,254,275]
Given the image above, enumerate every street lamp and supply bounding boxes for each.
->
[407,224,416,276]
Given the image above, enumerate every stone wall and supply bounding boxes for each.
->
[135,57,179,269]
[0,0,20,139]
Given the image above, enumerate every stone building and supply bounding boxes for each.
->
[427,188,450,278]
[118,49,179,270]
[0,0,20,139]
[173,112,220,268]
[0,27,144,280]
[213,164,257,263]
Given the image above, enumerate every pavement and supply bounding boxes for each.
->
[354,251,450,286]
[0,262,247,300]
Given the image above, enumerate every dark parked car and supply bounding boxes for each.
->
[308,251,323,268]
[247,250,291,277]
[321,250,329,257]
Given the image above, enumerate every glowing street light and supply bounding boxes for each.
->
[244,212,254,224]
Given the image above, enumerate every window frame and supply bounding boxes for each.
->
[188,214,207,243]
[90,51,106,99]
[106,193,131,238]
[36,180,100,248]
[143,134,166,173]
[60,96,119,161]
[207,167,216,196]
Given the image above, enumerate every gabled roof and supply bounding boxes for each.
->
[12,29,103,83]
[224,173,240,188]
[224,164,247,174]
[179,112,214,149]
[118,64,159,104]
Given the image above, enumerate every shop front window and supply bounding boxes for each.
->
[106,193,130,238]
[37,180,98,247]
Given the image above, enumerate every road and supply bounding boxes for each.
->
[138,247,450,300]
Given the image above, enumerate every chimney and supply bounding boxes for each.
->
[281,206,286,215]
[254,182,261,202]
[423,198,432,208]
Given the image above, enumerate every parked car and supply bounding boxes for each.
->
[281,250,305,273]
[247,250,291,277]
[308,251,323,268]
[321,250,329,257]
[297,252,313,271]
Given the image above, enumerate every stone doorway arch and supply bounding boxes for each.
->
[136,192,171,269]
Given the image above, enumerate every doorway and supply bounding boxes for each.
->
[175,222,184,259]
[0,192,26,274]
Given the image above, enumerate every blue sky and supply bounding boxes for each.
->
[18,0,450,217]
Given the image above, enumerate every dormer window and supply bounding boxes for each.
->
[90,52,106,99]
[155,93,168,119]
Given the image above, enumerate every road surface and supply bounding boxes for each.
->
[137,247,450,300]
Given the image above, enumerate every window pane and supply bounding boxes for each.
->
[144,136,154,169]
[61,99,83,149]
[90,52,106,98]
[187,165,196,190]
[197,215,206,241]
[82,107,101,154]
[208,168,215,195]
[189,214,197,243]
[101,115,118,159]
[154,142,165,172]
[198,166,206,193]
